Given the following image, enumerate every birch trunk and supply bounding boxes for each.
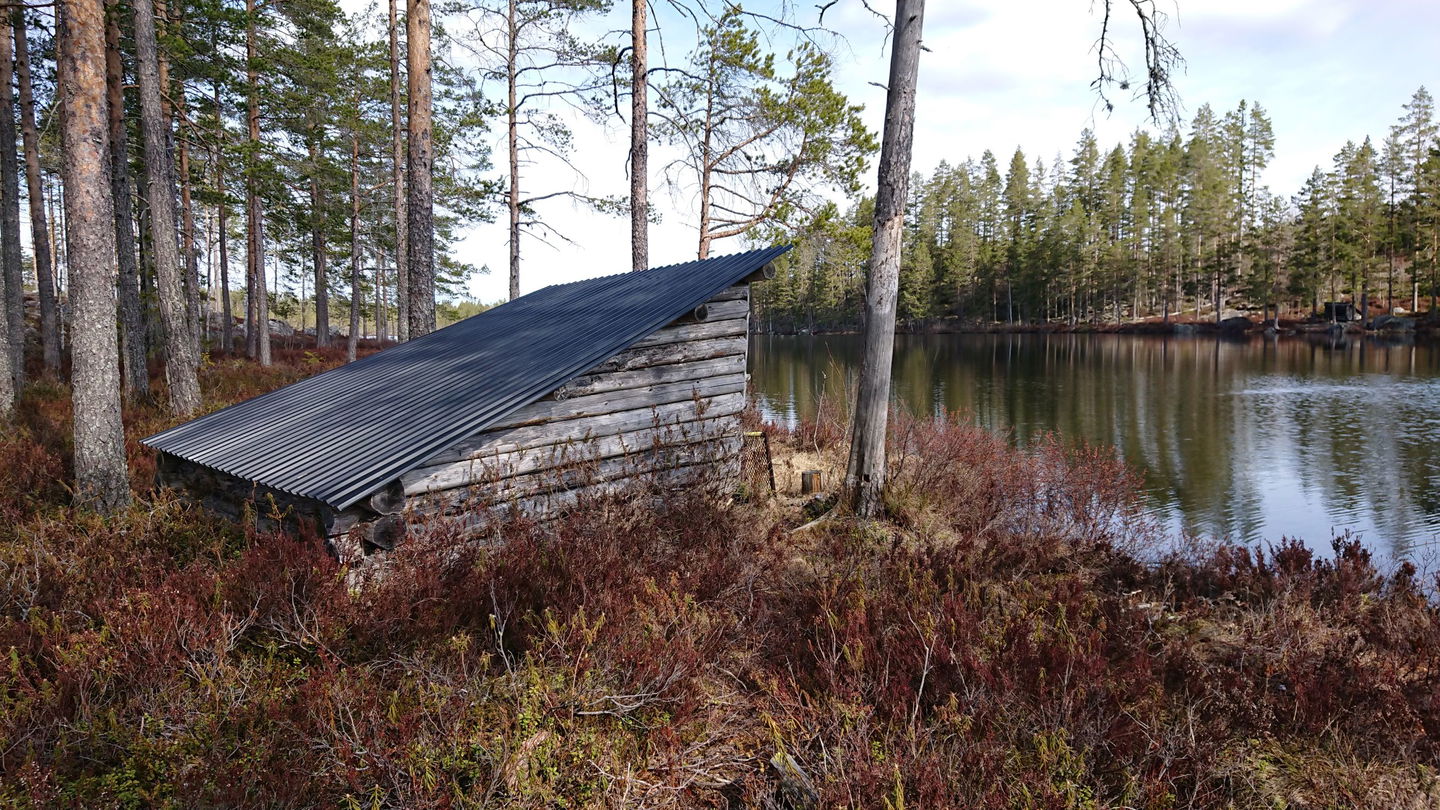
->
[389,0,407,340]
[59,0,129,510]
[0,22,25,389]
[843,0,925,517]
[134,0,201,414]
[405,0,434,336]
[14,12,58,375]
[629,0,647,272]
[104,2,148,394]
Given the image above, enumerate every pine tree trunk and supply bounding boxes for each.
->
[843,0,925,518]
[506,0,520,300]
[14,12,58,376]
[0,177,11,414]
[212,80,233,353]
[375,248,387,342]
[310,135,329,347]
[106,2,149,395]
[629,0,647,272]
[405,0,434,336]
[389,0,408,340]
[244,0,269,364]
[177,90,201,354]
[134,0,201,414]
[347,129,360,362]
[695,82,714,260]
[0,22,26,389]
[59,0,129,511]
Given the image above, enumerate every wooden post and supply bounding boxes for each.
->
[801,470,822,495]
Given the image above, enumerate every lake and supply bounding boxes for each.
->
[749,333,1440,559]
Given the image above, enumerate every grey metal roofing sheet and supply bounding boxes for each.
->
[142,245,791,510]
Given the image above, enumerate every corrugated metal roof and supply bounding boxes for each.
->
[143,245,790,511]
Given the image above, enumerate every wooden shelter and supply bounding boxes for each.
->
[144,246,786,559]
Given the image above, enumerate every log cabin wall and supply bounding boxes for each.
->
[156,451,338,538]
[401,283,752,536]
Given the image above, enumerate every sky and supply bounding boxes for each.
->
[425,0,1440,302]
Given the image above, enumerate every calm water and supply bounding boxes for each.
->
[749,333,1440,558]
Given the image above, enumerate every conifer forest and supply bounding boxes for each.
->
[756,90,1440,332]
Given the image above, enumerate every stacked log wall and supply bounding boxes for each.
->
[404,284,752,527]
[156,452,337,537]
[160,283,755,561]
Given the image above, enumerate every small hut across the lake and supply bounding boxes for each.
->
[142,245,787,559]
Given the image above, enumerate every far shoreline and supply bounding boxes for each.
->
[754,314,1440,340]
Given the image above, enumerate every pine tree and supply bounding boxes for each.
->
[13,11,58,376]
[464,0,607,299]
[1291,167,1333,313]
[106,0,150,397]
[135,0,202,413]
[60,0,130,511]
[405,0,434,336]
[0,21,24,389]
[658,7,875,259]
[1001,147,1032,323]
[1333,139,1383,321]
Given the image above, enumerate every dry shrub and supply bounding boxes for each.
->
[3,362,1439,808]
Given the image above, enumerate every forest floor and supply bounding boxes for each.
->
[3,347,1440,807]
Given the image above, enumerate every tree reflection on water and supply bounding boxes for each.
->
[750,332,1440,559]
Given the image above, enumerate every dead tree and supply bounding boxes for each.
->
[842,0,924,517]
[842,0,1180,518]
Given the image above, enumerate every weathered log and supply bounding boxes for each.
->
[705,285,749,303]
[158,451,341,536]
[769,751,819,810]
[423,391,746,466]
[585,336,745,375]
[743,262,776,284]
[367,480,406,514]
[627,318,747,350]
[484,373,747,431]
[548,354,744,402]
[402,413,741,495]
[414,454,743,537]
[699,298,748,322]
[410,435,743,515]
[361,514,405,551]
[668,302,709,324]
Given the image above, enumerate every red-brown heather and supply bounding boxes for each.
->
[2,345,1439,807]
